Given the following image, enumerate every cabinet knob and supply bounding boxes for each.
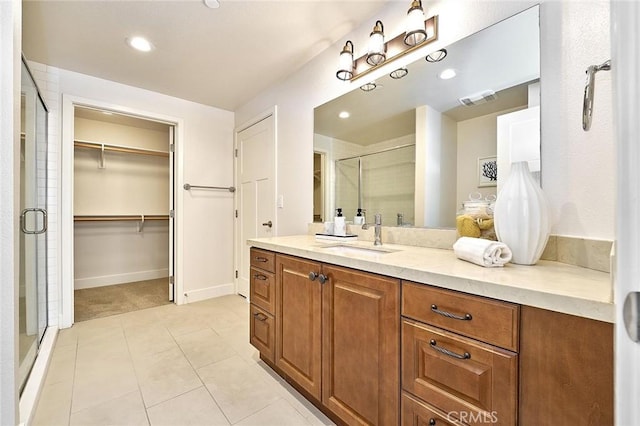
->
[308,272,327,284]
[429,419,436,426]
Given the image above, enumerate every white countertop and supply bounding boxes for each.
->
[248,235,614,323]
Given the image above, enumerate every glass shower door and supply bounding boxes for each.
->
[18,59,48,393]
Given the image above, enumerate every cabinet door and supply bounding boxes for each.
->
[249,304,275,363]
[250,267,275,314]
[322,264,400,426]
[519,306,613,425]
[275,254,322,400]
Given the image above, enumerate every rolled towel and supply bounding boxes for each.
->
[453,237,512,267]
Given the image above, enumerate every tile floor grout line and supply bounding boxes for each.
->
[164,316,235,425]
[122,319,153,425]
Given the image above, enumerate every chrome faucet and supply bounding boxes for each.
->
[362,213,382,246]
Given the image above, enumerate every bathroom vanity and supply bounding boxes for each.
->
[248,236,613,426]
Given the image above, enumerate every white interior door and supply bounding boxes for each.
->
[612,1,640,423]
[236,113,275,298]
[496,105,540,192]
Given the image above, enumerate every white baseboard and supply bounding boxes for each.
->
[19,326,58,426]
[74,269,169,289]
[182,283,234,304]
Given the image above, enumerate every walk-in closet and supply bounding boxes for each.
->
[73,107,173,322]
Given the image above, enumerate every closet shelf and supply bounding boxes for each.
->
[74,139,170,158]
[74,215,169,222]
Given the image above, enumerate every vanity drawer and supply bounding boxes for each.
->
[402,392,464,426]
[402,281,519,351]
[249,304,275,363]
[250,267,275,314]
[402,319,517,426]
[250,248,275,273]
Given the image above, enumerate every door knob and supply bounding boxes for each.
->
[262,220,273,228]
[623,291,640,342]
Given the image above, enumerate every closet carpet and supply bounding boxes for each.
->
[74,278,171,322]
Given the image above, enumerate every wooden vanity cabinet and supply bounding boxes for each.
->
[250,247,614,426]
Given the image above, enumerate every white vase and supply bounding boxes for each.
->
[494,161,550,265]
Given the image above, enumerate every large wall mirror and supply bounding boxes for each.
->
[313,5,540,228]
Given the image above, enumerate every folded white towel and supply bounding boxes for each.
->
[453,237,512,267]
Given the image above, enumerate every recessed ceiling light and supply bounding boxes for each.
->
[203,0,220,8]
[339,111,350,119]
[438,68,457,80]
[126,36,154,52]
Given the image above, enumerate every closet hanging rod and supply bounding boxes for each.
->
[183,183,236,192]
[74,215,169,222]
[74,139,170,158]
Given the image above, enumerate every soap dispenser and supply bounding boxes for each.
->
[334,208,346,236]
[354,208,365,225]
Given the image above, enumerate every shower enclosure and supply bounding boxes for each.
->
[335,144,415,226]
[19,57,49,393]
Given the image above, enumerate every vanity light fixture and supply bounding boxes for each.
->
[366,21,386,66]
[389,67,408,79]
[426,48,447,62]
[126,36,154,52]
[336,40,355,81]
[438,68,457,80]
[335,7,437,82]
[404,0,427,46]
[360,81,377,92]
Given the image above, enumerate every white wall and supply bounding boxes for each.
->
[31,63,235,321]
[236,0,614,241]
[541,1,613,239]
[0,1,21,423]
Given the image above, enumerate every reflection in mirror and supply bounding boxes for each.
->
[313,5,540,228]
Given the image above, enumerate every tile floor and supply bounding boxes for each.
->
[32,295,335,426]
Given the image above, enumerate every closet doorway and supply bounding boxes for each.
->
[72,107,175,322]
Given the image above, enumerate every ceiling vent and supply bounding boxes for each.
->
[459,90,497,107]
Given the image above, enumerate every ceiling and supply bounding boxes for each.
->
[22,0,391,112]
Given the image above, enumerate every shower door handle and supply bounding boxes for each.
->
[20,208,48,234]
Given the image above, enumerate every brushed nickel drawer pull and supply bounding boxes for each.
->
[254,256,268,263]
[429,339,471,360]
[431,304,472,321]
[253,312,268,322]
[254,274,268,281]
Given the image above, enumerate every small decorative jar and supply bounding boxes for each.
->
[456,193,497,240]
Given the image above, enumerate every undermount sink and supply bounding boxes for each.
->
[318,244,399,257]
